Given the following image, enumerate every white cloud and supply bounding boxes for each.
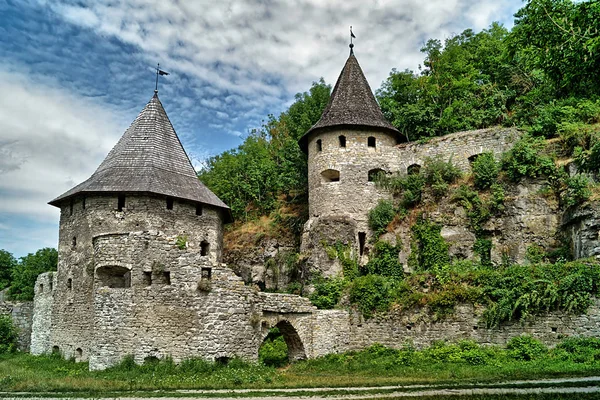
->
[0,67,124,222]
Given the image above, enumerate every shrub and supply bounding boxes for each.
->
[368,199,395,236]
[501,135,556,182]
[365,241,403,280]
[561,174,591,208]
[473,238,492,267]
[525,245,545,264]
[489,183,505,214]
[423,156,462,199]
[554,337,600,363]
[374,172,425,208]
[349,275,394,318]
[507,335,547,361]
[309,277,346,309]
[409,216,449,271]
[259,328,288,367]
[0,315,18,354]
[472,152,500,189]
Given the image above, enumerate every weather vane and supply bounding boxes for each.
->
[155,63,169,93]
[350,26,356,54]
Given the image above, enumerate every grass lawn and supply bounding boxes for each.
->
[2,337,600,395]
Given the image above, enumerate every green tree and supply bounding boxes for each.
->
[9,248,58,301]
[0,250,16,291]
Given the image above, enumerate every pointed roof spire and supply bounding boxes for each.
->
[298,52,404,153]
[50,93,231,220]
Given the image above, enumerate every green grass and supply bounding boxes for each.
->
[2,338,600,394]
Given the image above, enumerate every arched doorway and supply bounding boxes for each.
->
[259,320,306,366]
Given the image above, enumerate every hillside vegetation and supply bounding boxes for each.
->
[199,0,600,223]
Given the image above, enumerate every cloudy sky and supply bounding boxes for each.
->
[0,0,522,257]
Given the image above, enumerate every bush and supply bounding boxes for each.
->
[501,135,556,182]
[374,172,425,208]
[309,277,346,309]
[507,335,547,361]
[368,199,395,236]
[259,328,288,367]
[473,238,492,267]
[561,174,591,208]
[349,275,394,318]
[554,337,600,363]
[365,241,403,280]
[423,156,462,199]
[409,216,449,271]
[0,315,18,354]
[472,152,500,189]
[9,248,58,301]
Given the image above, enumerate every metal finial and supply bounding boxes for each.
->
[155,63,170,93]
[350,26,356,55]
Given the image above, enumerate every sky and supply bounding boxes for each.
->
[0,0,523,257]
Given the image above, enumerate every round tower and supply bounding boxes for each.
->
[33,92,231,364]
[298,49,405,274]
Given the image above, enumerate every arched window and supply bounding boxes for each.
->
[368,136,376,148]
[96,265,131,288]
[407,164,421,175]
[368,168,386,182]
[316,139,322,152]
[321,169,340,183]
[468,154,481,164]
[339,135,346,148]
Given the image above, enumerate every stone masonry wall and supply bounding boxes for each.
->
[48,193,224,362]
[345,300,600,351]
[0,299,34,351]
[30,272,55,355]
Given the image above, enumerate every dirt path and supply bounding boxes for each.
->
[3,376,600,399]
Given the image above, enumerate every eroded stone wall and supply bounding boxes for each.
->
[0,299,33,351]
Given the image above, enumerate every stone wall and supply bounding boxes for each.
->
[345,300,600,351]
[44,193,224,362]
[0,299,33,351]
[391,127,521,174]
[30,272,54,355]
[562,201,600,259]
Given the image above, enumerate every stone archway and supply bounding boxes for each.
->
[261,320,307,362]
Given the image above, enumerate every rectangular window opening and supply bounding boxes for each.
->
[143,271,152,286]
[201,267,212,280]
[201,241,210,256]
[82,196,86,210]
[117,194,126,212]
[196,203,203,216]
[358,232,366,256]
[163,271,171,285]
[166,197,174,210]
[69,200,74,216]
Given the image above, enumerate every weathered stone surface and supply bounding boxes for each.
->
[563,201,600,259]
[0,300,33,351]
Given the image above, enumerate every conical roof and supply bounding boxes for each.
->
[299,53,404,153]
[50,92,231,220]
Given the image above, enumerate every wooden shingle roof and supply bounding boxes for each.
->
[50,92,231,220]
[299,53,404,153]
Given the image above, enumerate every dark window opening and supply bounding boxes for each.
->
[406,325,412,331]
[117,194,125,212]
[166,197,174,210]
[368,168,386,182]
[196,203,203,216]
[67,278,72,290]
[69,200,73,216]
[72,236,77,248]
[407,164,421,175]
[321,169,340,183]
[201,241,210,256]
[552,327,558,333]
[163,271,171,285]
[201,267,212,280]
[39,284,43,292]
[52,346,60,354]
[358,232,366,256]
[368,136,376,148]
[473,326,479,330]
[82,197,86,210]
[49,281,53,291]
[96,265,131,288]
[316,139,322,152]
[143,271,152,286]
[339,135,346,147]
[144,356,160,364]
[75,348,83,358]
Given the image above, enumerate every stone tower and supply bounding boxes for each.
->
[31,91,231,364]
[299,50,405,275]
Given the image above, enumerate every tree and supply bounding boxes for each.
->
[9,248,58,301]
[0,250,16,291]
